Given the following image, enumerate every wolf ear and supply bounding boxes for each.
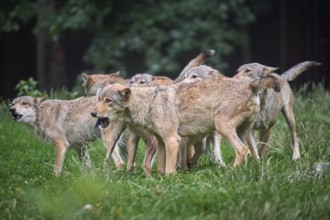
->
[262,66,279,77]
[113,71,120,76]
[81,73,89,83]
[34,95,48,105]
[118,88,131,100]
[210,69,222,77]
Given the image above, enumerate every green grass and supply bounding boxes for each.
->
[1,84,330,220]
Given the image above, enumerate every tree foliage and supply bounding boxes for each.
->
[34,0,113,41]
[0,1,37,32]
[1,0,254,77]
[84,0,254,75]
[1,0,112,38]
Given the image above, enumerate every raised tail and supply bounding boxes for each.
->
[281,61,322,81]
[176,49,215,82]
[250,75,281,94]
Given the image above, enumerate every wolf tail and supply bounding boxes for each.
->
[281,61,322,81]
[250,75,281,94]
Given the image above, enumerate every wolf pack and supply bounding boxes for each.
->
[9,50,321,176]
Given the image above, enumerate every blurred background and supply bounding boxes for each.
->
[1,0,329,99]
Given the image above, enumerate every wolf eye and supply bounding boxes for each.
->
[22,101,28,105]
[105,98,112,103]
[191,74,198,79]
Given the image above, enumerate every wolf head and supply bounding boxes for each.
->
[91,84,130,127]
[9,96,48,125]
[128,73,154,86]
[236,63,279,80]
[182,65,222,83]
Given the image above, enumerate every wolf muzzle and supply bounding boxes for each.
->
[9,107,23,120]
[91,112,110,128]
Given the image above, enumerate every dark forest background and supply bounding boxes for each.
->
[1,0,329,99]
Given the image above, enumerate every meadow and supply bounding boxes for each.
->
[0,83,329,220]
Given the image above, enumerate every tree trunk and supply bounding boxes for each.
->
[36,0,66,92]
[49,39,66,90]
[36,0,50,91]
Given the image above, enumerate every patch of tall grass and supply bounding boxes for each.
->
[0,83,329,219]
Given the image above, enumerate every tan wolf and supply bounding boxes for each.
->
[82,72,164,176]
[91,69,280,175]
[9,96,125,176]
[183,61,321,164]
[235,61,321,159]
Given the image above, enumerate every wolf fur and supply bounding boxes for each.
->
[9,95,124,176]
[235,61,321,159]
[82,71,125,96]
[128,74,173,86]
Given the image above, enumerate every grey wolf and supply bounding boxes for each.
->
[9,95,125,176]
[91,70,280,175]
[235,61,321,159]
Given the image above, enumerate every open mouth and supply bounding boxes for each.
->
[11,113,23,121]
[94,117,110,128]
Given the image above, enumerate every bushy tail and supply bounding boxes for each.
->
[281,61,322,81]
[250,75,281,94]
[176,49,215,82]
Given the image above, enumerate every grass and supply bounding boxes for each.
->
[0,83,330,219]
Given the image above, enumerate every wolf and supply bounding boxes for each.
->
[91,68,280,175]
[183,61,321,164]
[82,71,163,176]
[235,61,321,159]
[9,95,125,176]
[97,73,173,176]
